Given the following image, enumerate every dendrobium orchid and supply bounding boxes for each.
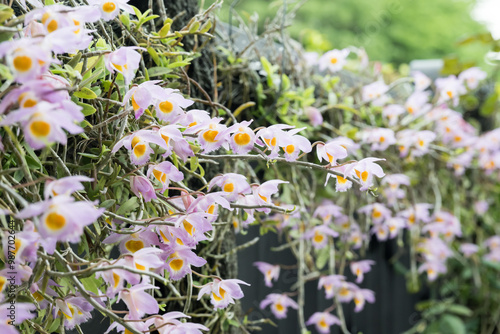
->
[435,75,466,106]
[104,46,143,86]
[197,278,250,309]
[16,195,104,253]
[208,173,251,202]
[316,140,348,165]
[260,293,299,319]
[123,80,163,119]
[305,225,339,249]
[458,67,487,89]
[350,260,375,283]
[352,288,375,312]
[130,175,157,202]
[344,158,385,191]
[412,71,431,91]
[112,129,167,165]
[0,101,83,150]
[118,283,159,320]
[362,80,389,106]
[89,0,134,21]
[253,262,280,287]
[147,161,184,192]
[222,120,257,154]
[306,312,341,334]
[318,48,350,72]
[0,38,53,83]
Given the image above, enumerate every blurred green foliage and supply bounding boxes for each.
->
[204,0,491,64]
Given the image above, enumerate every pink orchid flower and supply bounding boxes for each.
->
[165,244,207,280]
[350,260,375,283]
[306,312,341,334]
[260,293,299,319]
[89,0,134,21]
[112,129,167,165]
[208,173,251,202]
[305,106,323,126]
[147,161,184,192]
[16,195,104,253]
[197,278,250,309]
[197,117,229,153]
[362,80,389,106]
[344,158,385,191]
[318,48,350,72]
[353,288,375,312]
[404,91,431,116]
[54,296,93,329]
[383,104,405,126]
[305,225,339,249]
[316,141,348,165]
[118,283,159,320]
[0,38,53,83]
[104,46,143,86]
[318,275,346,299]
[460,243,479,258]
[412,71,431,91]
[123,80,163,119]
[221,120,256,154]
[130,175,157,202]
[0,101,83,150]
[157,125,194,161]
[253,261,280,287]
[459,67,487,90]
[154,88,194,123]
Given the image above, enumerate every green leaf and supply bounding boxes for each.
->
[167,61,190,69]
[80,120,93,129]
[148,66,172,77]
[80,276,100,295]
[315,247,329,270]
[100,199,116,209]
[447,305,473,317]
[480,92,498,116]
[48,319,61,332]
[67,53,82,69]
[159,20,172,38]
[190,156,199,172]
[120,13,131,29]
[131,6,142,18]
[78,152,99,159]
[0,64,12,81]
[439,314,466,334]
[116,197,139,215]
[189,21,201,33]
[147,47,161,66]
[74,87,97,100]
[199,20,212,33]
[0,4,14,23]
[77,102,97,116]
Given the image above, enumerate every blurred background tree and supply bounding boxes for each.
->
[202,0,490,65]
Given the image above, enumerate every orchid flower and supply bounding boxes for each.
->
[350,260,375,283]
[197,278,250,309]
[318,48,350,72]
[344,158,385,191]
[130,175,157,202]
[147,161,184,192]
[253,261,280,287]
[260,293,299,319]
[89,0,134,21]
[104,46,143,86]
[306,312,341,334]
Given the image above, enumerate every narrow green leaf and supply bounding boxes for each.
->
[74,87,97,100]
[77,102,97,116]
[116,197,139,215]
